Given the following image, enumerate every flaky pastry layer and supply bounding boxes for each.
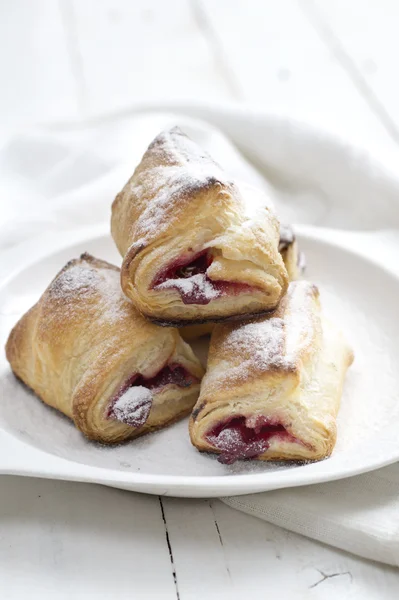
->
[6,254,204,443]
[180,225,304,340]
[189,281,353,463]
[111,127,288,324]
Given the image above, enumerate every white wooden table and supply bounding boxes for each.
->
[1,1,399,597]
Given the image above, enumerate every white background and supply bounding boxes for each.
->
[1,1,399,598]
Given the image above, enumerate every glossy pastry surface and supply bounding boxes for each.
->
[111,127,288,325]
[5,254,204,443]
[190,281,353,463]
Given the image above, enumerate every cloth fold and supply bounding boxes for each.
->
[1,107,399,566]
[222,463,399,567]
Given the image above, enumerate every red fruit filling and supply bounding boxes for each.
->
[152,250,254,305]
[134,364,198,391]
[108,364,198,427]
[205,416,299,464]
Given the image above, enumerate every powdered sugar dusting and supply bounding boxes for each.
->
[112,386,153,427]
[205,417,290,464]
[49,263,99,299]
[130,167,198,242]
[157,273,221,303]
[130,128,229,245]
[123,129,278,255]
[204,317,288,391]
[209,428,268,465]
[47,261,131,324]
[204,282,318,390]
[4,233,399,482]
[226,318,288,371]
[285,281,318,359]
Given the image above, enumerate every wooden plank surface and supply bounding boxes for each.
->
[1,478,398,599]
[212,500,399,599]
[0,477,178,600]
[161,498,234,600]
[197,0,396,152]
[307,0,399,141]
[66,0,234,116]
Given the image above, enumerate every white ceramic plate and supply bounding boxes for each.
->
[0,225,398,497]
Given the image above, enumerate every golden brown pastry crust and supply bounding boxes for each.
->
[111,127,288,325]
[189,281,353,463]
[180,226,303,340]
[6,254,204,443]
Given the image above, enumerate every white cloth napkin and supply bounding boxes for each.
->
[222,465,399,567]
[1,106,399,567]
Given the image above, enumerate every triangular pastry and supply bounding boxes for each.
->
[111,127,288,325]
[6,254,204,443]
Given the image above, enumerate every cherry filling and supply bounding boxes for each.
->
[134,364,198,391]
[152,250,254,305]
[174,252,212,279]
[108,364,198,427]
[206,416,298,464]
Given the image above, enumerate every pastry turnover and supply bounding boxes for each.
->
[189,281,353,463]
[111,127,288,326]
[5,254,204,444]
[181,225,304,341]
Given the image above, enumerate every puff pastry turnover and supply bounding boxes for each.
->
[189,281,353,463]
[5,253,204,444]
[111,127,288,325]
